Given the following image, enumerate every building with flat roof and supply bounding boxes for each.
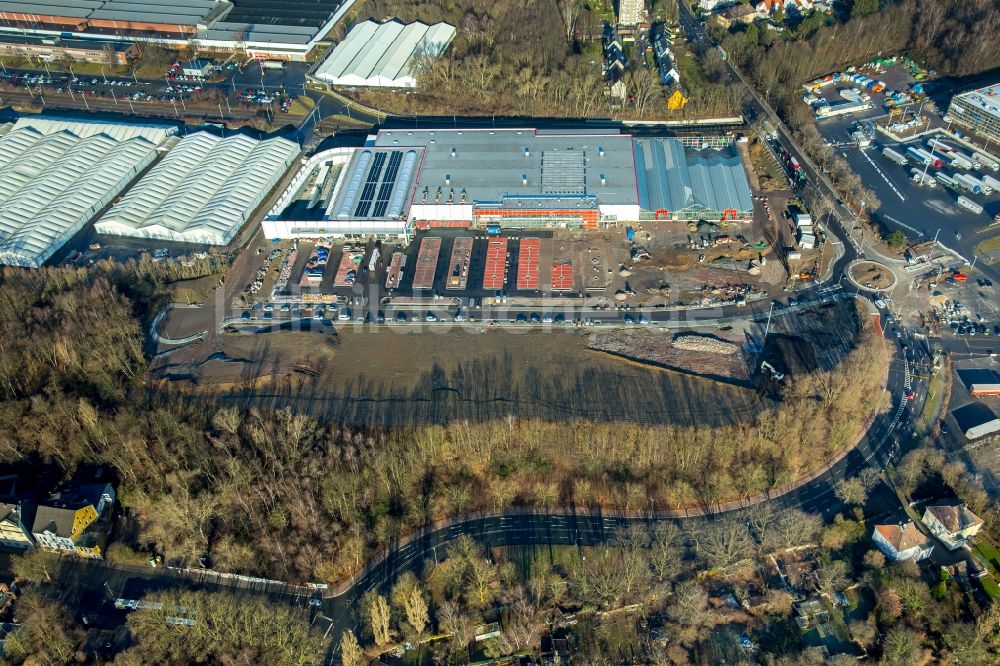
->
[95,131,299,245]
[0,117,172,268]
[264,128,755,238]
[952,402,1000,440]
[0,34,137,64]
[382,128,640,227]
[312,19,456,89]
[947,83,1000,146]
[0,0,357,61]
[617,0,645,27]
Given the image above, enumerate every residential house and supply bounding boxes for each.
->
[31,483,115,559]
[0,502,35,551]
[872,520,934,562]
[921,502,984,550]
[651,25,680,85]
[718,3,757,26]
[756,0,814,18]
[603,25,628,80]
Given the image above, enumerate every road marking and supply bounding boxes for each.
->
[859,149,906,202]
[884,215,924,238]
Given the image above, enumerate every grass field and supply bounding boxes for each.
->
[974,232,1000,263]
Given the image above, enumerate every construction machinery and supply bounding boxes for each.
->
[761,361,785,382]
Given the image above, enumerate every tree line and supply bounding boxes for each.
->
[0,259,892,585]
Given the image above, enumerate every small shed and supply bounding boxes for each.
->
[182,59,214,77]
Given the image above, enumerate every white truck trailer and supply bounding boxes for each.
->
[957,196,984,215]
[953,173,983,194]
[882,146,908,166]
[973,151,1000,171]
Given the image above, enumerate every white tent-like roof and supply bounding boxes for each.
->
[0,122,160,268]
[313,20,456,88]
[11,116,177,145]
[94,131,299,245]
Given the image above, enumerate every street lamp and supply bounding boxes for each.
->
[100,66,107,84]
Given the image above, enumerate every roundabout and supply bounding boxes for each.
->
[847,259,898,292]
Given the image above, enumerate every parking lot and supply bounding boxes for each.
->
[0,63,297,115]
[815,121,1000,281]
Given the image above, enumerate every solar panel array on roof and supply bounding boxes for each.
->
[330,148,419,221]
[314,20,456,88]
[225,0,348,28]
[0,123,159,268]
[94,131,299,245]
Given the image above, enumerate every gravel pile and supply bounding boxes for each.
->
[672,333,738,355]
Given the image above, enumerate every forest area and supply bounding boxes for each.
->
[721,0,1000,90]
[350,0,739,119]
[0,263,890,586]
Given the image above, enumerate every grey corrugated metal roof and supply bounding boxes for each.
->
[198,21,318,44]
[0,1,97,18]
[633,138,753,214]
[373,128,637,206]
[89,10,203,23]
[102,0,217,9]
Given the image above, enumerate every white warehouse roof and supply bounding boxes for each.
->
[11,116,177,145]
[0,123,159,268]
[94,131,299,245]
[314,19,456,88]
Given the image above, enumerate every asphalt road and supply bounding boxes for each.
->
[317,323,919,657]
[6,16,935,656]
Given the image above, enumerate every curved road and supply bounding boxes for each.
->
[314,10,933,653]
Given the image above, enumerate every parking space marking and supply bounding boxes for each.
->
[860,149,906,202]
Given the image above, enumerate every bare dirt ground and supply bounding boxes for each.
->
[165,327,768,427]
[158,305,215,340]
[585,328,751,383]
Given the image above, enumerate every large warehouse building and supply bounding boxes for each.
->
[946,83,1000,146]
[95,131,299,245]
[264,128,754,239]
[0,0,356,61]
[0,117,174,268]
[311,19,456,89]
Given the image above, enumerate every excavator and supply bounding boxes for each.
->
[761,361,785,382]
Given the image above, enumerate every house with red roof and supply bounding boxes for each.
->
[872,520,934,562]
